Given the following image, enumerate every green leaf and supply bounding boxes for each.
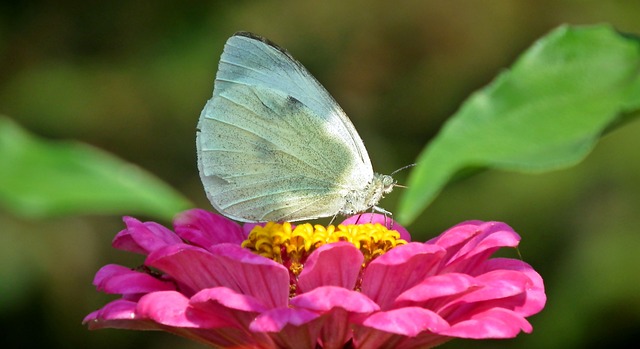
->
[398,24,640,225]
[0,116,192,220]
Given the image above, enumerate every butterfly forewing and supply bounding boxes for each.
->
[197,33,374,222]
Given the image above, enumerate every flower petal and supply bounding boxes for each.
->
[147,243,289,308]
[481,258,547,316]
[341,213,411,241]
[189,287,269,332]
[297,242,364,292]
[136,290,226,328]
[138,291,276,348]
[362,307,449,336]
[361,243,445,309]
[251,307,321,331]
[353,326,452,349]
[291,286,379,314]
[173,209,246,248]
[191,287,268,313]
[428,221,520,273]
[436,269,535,323]
[93,264,175,294]
[83,299,156,330]
[251,308,321,349]
[395,273,478,304]
[439,308,532,338]
[112,216,182,255]
[461,269,532,303]
[290,287,379,349]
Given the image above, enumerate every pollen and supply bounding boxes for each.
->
[241,221,407,277]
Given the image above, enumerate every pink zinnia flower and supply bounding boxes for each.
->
[84,209,545,348]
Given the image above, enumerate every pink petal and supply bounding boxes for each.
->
[182,329,275,349]
[251,308,321,349]
[461,269,532,303]
[173,209,246,248]
[291,287,378,349]
[429,221,519,253]
[439,308,532,338]
[139,290,278,348]
[353,326,451,349]
[291,286,379,314]
[83,299,157,330]
[361,307,449,336]
[93,264,175,294]
[481,258,547,316]
[297,242,364,292]
[361,243,445,309]
[436,269,535,322]
[146,243,289,308]
[136,290,227,328]
[191,287,268,313]
[395,332,453,349]
[427,221,493,247]
[396,273,478,304]
[83,299,135,323]
[251,307,322,331]
[429,221,521,273]
[341,214,411,242]
[319,308,354,349]
[112,216,182,255]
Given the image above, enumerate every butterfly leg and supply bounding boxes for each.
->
[329,213,338,226]
[372,206,393,228]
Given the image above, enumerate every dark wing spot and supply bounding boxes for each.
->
[286,95,303,109]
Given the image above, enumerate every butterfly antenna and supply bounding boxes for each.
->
[390,163,416,176]
[390,163,416,190]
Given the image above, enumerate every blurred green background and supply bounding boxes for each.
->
[1,1,640,348]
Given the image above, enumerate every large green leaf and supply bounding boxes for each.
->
[398,25,640,225]
[0,116,192,220]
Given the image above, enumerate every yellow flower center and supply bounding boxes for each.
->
[242,222,408,279]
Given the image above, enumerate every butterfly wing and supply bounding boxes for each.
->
[197,32,373,222]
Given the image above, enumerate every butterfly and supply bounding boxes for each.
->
[196,32,396,222]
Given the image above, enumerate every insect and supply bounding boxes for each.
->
[196,32,397,222]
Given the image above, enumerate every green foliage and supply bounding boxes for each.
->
[398,25,640,225]
[0,116,192,220]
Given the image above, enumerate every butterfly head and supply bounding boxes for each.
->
[380,174,396,194]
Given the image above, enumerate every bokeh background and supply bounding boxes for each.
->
[2,1,640,348]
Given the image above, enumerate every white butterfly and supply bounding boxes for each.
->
[197,32,395,222]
